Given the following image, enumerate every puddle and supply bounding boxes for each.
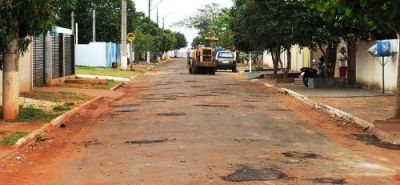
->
[222,166,287,182]
[282,151,318,159]
[353,134,400,150]
[194,104,230,108]
[125,138,169,144]
[313,177,346,184]
[156,112,186,116]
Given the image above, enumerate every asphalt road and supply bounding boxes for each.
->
[1,59,400,185]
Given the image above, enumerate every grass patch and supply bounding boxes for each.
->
[52,102,75,112]
[35,134,49,142]
[56,80,119,90]
[18,106,60,122]
[21,90,92,103]
[76,66,142,78]
[0,132,29,146]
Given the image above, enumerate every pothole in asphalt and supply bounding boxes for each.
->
[112,103,141,108]
[116,109,139,113]
[243,100,261,103]
[156,112,186,116]
[223,83,240,86]
[268,108,290,111]
[156,83,170,86]
[82,140,101,148]
[282,151,318,159]
[352,134,400,150]
[185,80,197,83]
[125,138,170,144]
[191,85,207,88]
[313,177,346,184]
[193,94,217,97]
[222,166,287,182]
[194,104,230,108]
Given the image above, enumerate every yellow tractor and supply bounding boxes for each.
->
[187,37,219,75]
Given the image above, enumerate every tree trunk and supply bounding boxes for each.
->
[325,44,338,78]
[394,32,400,119]
[271,51,278,76]
[2,39,20,120]
[284,49,291,79]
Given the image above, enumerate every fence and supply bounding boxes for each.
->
[32,32,75,87]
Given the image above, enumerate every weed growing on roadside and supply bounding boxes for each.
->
[18,106,60,122]
[35,134,48,142]
[53,102,75,112]
[0,132,29,146]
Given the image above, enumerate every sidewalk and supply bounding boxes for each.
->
[263,78,399,144]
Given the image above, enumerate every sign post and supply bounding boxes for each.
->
[127,33,135,63]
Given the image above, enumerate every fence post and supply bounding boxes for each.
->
[44,31,53,86]
[60,33,65,77]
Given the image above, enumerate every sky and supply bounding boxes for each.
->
[132,0,233,47]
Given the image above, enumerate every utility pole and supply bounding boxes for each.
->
[75,23,79,44]
[163,17,165,29]
[121,0,127,69]
[157,7,159,27]
[147,0,151,64]
[71,12,75,34]
[148,0,151,21]
[92,10,96,42]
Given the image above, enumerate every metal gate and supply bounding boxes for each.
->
[32,35,46,87]
[52,34,62,79]
[64,35,75,76]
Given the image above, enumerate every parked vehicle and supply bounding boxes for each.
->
[216,51,237,72]
[187,37,218,75]
[187,45,217,75]
[299,67,318,87]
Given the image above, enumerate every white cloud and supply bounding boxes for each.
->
[132,0,233,47]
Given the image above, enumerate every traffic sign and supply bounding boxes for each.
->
[127,33,136,42]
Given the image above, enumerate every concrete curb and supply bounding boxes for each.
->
[265,82,375,130]
[110,82,125,91]
[15,96,104,146]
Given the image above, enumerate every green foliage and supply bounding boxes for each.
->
[0,132,29,146]
[0,0,73,53]
[57,0,138,44]
[53,102,75,112]
[18,106,60,122]
[76,66,142,78]
[173,32,187,50]
[178,3,234,48]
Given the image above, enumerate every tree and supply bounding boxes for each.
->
[173,32,187,57]
[178,3,234,48]
[331,0,400,119]
[57,0,138,44]
[191,36,204,48]
[0,0,72,119]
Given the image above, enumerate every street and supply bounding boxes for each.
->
[0,59,399,185]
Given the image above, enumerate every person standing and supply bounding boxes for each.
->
[338,47,348,80]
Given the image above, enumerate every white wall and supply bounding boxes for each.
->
[76,42,107,67]
[356,40,399,93]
